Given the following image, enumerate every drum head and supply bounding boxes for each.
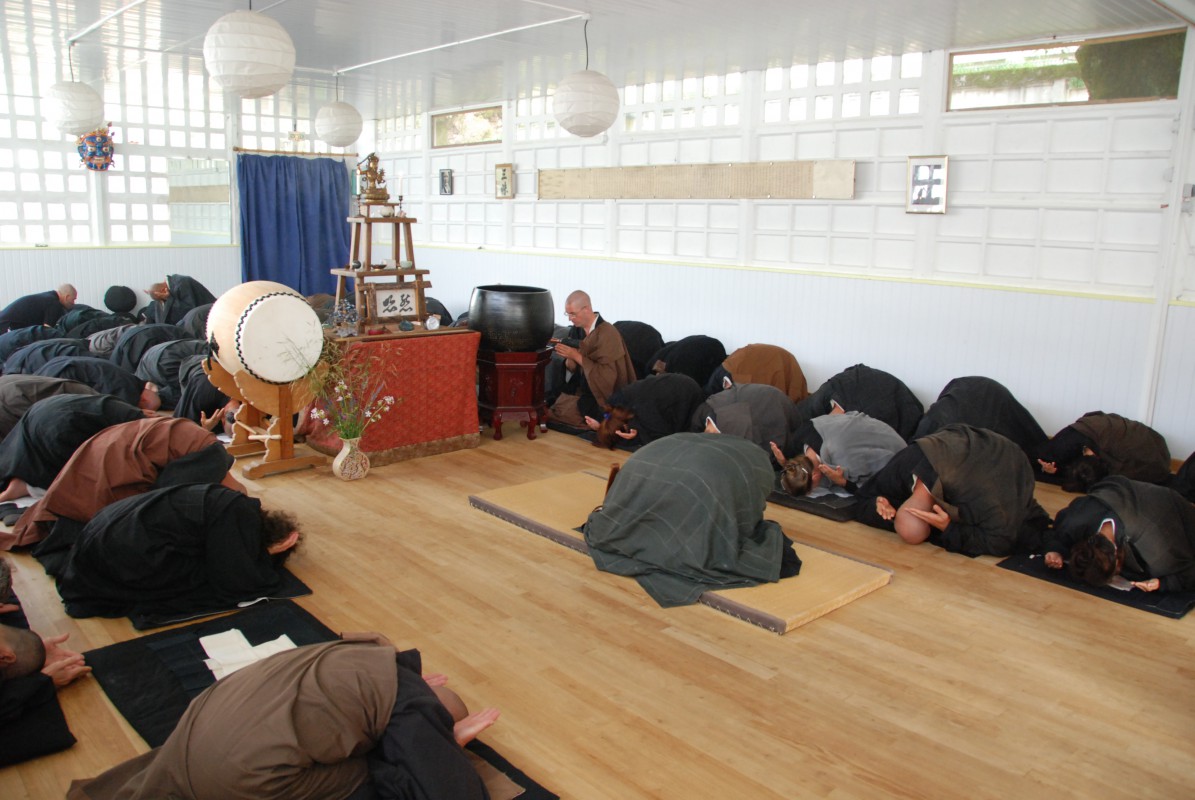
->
[234,292,324,384]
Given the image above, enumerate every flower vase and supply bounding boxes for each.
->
[332,437,370,480]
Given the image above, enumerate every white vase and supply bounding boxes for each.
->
[331,436,370,480]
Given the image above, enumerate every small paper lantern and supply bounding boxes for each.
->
[553,70,620,137]
[315,101,363,147]
[202,10,295,99]
[44,81,105,136]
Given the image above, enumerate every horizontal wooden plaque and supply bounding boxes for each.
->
[536,160,854,201]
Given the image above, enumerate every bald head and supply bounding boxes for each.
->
[564,290,596,330]
[0,625,46,680]
[57,284,77,309]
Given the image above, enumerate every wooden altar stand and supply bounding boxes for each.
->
[332,206,431,335]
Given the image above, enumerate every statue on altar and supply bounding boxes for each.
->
[356,153,389,203]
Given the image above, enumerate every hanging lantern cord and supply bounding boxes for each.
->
[583,18,590,70]
[68,42,76,82]
[335,73,341,103]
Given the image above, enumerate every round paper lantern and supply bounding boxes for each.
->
[552,69,620,137]
[44,81,105,136]
[202,10,295,99]
[315,101,363,147]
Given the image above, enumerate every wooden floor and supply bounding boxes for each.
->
[2,429,1193,799]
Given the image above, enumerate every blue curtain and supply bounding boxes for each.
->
[237,154,350,295]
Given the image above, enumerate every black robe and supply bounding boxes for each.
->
[1047,477,1195,592]
[0,374,99,441]
[913,376,1047,459]
[63,311,137,340]
[692,382,803,460]
[54,306,106,337]
[612,320,665,380]
[795,364,924,441]
[648,334,726,391]
[139,275,217,325]
[172,355,229,425]
[175,302,213,339]
[38,484,286,620]
[0,325,57,362]
[606,372,705,445]
[0,393,143,488]
[0,291,66,332]
[135,339,209,409]
[856,424,1049,557]
[109,323,192,374]
[2,338,89,375]
[35,355,145,406]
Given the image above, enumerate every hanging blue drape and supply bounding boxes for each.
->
[237,154,350,295]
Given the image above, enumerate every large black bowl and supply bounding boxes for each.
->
[467,285,555,352]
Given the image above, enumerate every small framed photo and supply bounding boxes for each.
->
[906,156,948,214]
[439,168,453,196]
[495,163,515,199]
[364,282,424,322]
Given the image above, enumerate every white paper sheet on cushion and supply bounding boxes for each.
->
[200,629,297,679]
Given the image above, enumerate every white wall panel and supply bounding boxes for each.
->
[1153,304,1195,457]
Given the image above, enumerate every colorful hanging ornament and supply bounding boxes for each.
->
[77,125,114,171]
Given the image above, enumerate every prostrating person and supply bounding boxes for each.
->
[692,382,803,462]
[34,354,161,410]
[586,372,705,449]
[139,275,217,325]
[913,375,1047,462]
[705,342,809,402]
[794,363,924,442]
[1043,476,1195,593]
[0,374,98,441]
[0,284,76,333]
[583,433,801,607]
[67,636,497,800]
[771,410,906,497]
[855,423,1051,557]
[1034,411,1171,491]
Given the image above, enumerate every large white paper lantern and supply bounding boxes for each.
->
[315,101,363,147]
[203,10,295,99]
[553,69,620,137]
[44,81,105,136]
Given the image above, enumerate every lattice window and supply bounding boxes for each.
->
[762,53,922,124]
[622,73,742,133]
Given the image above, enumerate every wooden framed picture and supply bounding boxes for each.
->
[906,156,948,214]
[439,168,453,196]
[495,163,515,199]
[364,282,424,322]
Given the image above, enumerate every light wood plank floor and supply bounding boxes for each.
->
[2,430,1193,799]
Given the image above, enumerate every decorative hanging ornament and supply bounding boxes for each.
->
[202,10,295,99]
[315,101,363,147]
[44,81,105,136]
[77,125,114,171]
[552,69,620,137]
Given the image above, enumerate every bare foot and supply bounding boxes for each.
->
[0,478,29,502]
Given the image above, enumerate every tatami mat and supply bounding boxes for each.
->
[470,472,892,634]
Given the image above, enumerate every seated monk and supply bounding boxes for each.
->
[0,394,145,503]
[770,409,906,497]
[0,374,98,441]
[1044,476,1195,593]
[4,417,244,550]
[1034,411,1171,492]
[854,423,1051,557]
[705,343,809,402]
[35,354,162,411]
[794,363,924,442]
[913,376,1047,463]
[34,484,302,621]
[582,433,801,607]
[692,382,803,462]
[68,636,498,800]
[548,290,636,429]
[585,372,705,449]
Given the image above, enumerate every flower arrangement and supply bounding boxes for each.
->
[306,341,399,440]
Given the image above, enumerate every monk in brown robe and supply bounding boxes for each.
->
[1034,411,1171,491]
[711,343,809,401]
[4,416,243,550]
[68,636,499,800]
[548,290,636,428]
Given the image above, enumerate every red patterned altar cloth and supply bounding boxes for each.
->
[305,330,480,465]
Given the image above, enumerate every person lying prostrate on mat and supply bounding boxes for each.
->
[35,484,301,621]
[585,372,705,449]
[1043,476,1195,593]
[548,290,636,429]
[1034,411,1171,492]
[0,393,146,503]
[4,416,244,550]
[67,635,498,800]
[854,424,1051,557]
[794,363,924,442]
[769,409,906,497]
[912,376,1047,463]
[138,275,217,326]
[35,354,162,411]
[0,374,98,441]
[692,382,803,463]
[583,433,801,607]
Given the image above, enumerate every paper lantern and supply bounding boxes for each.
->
[315,101,363,147]
[44,81,105,136]
[202,10,295,99]
[553,70,620,137]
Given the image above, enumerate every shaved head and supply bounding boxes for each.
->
[0,625,45,679]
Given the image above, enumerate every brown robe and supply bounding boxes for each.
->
[1070,411,1171,484]
[4,417,228,550]
[68,639,399,800]
[721,343,809,402]
[551,316,636,426]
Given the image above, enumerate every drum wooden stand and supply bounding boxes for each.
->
[204,358,325,479]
